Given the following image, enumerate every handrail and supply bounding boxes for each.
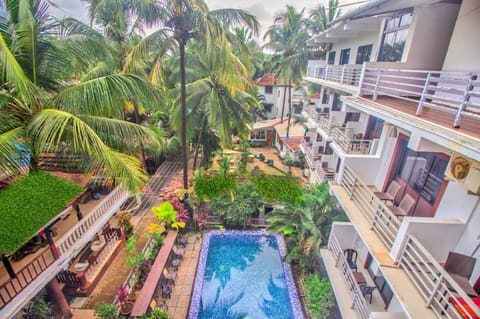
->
[332,128,372,155]
[307,64,363,87]
[330,234,370,319]
[399,235,480,319]
[0,249,54,309]
[56,187,128,255]
[360,68,480,128]
[340,166,400,249]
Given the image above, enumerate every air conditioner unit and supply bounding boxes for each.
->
[446,154,480,194]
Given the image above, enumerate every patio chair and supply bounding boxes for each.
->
[374,180,402,205]
[387,194,416,218]
[360,284,376,304]
[173,246,185,259]
[444,251,477,296]
[162,267,177,286]
[344,249,358,272]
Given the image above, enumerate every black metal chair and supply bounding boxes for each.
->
[360,284,376,304]
[344,249,358,272]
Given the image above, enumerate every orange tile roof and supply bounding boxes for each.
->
[308,93,321,99]
[255,73,276,86]
[280,136,303,152]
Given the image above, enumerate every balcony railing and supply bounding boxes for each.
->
[332,128,372,155]
[340,166,401,249]
[399,235,480,319]
[0,187,128,312]
[330,234,369,319]
[307,64,363,87]
[360,68,480,128]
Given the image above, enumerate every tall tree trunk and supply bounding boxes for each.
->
[132,101,147,172]
[286,80,292,139]
[179,40,188,190]
[280,85,287,123]
[193,116,207,170]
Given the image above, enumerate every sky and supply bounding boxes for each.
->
[49,0,363,40]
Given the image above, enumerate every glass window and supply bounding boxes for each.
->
[332,93,341,111]
[339,48,351,65]
[265,86,273,94]
[356,44,373,64]
[321,91,329,104]
[293,104,303,114]
[378,10,412,62]
[263,103,273,113]
[251,130,266,140]
[328,51,336,65]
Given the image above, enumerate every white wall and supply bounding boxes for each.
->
[390,217,465,262]
[328,30,381,65]
[403,3,460,69]
[436,182,479,222]
[442,0,480,71]
[344,156,382,185]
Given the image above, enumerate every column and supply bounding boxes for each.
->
[46,278,72,318]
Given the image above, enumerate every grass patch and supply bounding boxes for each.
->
[251,174,303,204]
[0,171,83,254]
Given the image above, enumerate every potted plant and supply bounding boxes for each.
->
[150,308,170,319]
[117,211,134,237]
[115,285,133,316]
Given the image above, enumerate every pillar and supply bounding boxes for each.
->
[46,278,72,319]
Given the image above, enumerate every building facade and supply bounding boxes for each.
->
[302,0,480,318]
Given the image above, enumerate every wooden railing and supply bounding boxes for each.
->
[361,68,480,128]
[340,166,401,249]
[85,233,119,281]
[330,234,369,319]
[0,249,55,309]
[399,236,480,319]
[307,64,363,87]
[57,187,128,255]
[332,128,372,155]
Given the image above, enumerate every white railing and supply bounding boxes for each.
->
[332,128,372,155]
[361,68,480,128]
[330,234,370,319]
[307,64,363,87]
[399,236,480,319]
[340,166,401,249]
[57,187,128,255]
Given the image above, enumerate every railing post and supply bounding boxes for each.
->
[325,65,329,80]
[453,72,476,128]
[350,177,357,199]
[373,70,382,101]
[357,64,366,95]
[341,65,346,84]
[417,71,432,115]
[426,273,444,307]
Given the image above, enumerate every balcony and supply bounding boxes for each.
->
[306,61,362,92]
[332,127,374,155]
[0,187,129,317]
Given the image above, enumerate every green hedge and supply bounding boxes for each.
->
[0,171,83,254]
[305,273,334,318]
[193,174,236,200]
[251,175,303,204]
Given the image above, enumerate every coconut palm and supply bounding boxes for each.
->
[264,5,314,137]
[266,182,338,263]
[0,0,162,191]
[308,0,343,34]
[136,0,259,189]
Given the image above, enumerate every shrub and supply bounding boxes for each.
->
[94,303,117,319]
[304,273,334,318]
[193,174,236,200]
[251,175,303,204]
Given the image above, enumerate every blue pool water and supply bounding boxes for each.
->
[188,230,304,319]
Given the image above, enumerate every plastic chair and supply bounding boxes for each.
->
[444,251,477,296]
[374,180,402,205]
[344,249,358,272]
[360,284,376,304]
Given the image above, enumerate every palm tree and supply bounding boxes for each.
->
[266,182,338,265]
[264,5,315,137]
[142,0,259,190]
[0,0,161,191]
[308,0,343,34]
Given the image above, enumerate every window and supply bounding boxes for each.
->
[251,130,266,140]
[265,86,273,94]
[356,44,373,64]
[321,91,330,104]
[327,51,336,65]
[378,11,412,62]
[345,112,360,122]
[332,93,341,111]
[339,48,351,65]
[293,104,303,114]
[263,103,273,113]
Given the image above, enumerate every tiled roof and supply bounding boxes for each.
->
[255,73,276,86]
[308,93,321,99]
[280,136,303,152]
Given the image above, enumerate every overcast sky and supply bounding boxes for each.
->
[49,0,363,40]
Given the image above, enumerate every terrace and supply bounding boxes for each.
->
[329,166,479,319]
[0,173,129,318]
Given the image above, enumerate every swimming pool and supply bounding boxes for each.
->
[188,230,304,319]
